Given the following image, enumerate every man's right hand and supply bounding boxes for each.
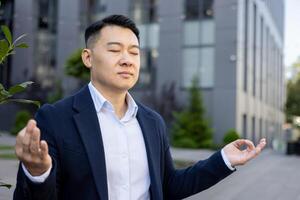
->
[15,119,52,176]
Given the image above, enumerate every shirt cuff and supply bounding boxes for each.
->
[22,163,52,183]
[221,149,236,171]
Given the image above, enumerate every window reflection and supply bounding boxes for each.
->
[183,0,215,88]
[130,0,159,88]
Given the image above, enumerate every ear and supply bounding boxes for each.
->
[82,48,92,69]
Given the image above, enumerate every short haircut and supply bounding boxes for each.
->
[84,14,140,48]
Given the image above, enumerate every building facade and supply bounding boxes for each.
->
[1,0,285,145]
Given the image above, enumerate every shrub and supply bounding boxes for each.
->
[10,110,32,135]
[223,129,240,145]
[47,80,63,104]
[171,78,213,149]
[64,48,90,81]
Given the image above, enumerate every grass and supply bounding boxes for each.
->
[0,153,17,160]
[0,145,16,159]
[0,145,14,150]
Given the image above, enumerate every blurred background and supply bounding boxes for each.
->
[1,0,300,199]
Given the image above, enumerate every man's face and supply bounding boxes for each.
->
[82,25,140,93]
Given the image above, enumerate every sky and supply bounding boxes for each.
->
[284,0,300,76]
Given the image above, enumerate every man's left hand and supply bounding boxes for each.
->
[223,138,267,167]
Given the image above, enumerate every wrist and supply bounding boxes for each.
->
[24,157,52,176]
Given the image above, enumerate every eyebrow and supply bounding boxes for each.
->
[107,42,140,49]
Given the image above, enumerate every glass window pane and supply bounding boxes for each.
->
[199,47,214,87]
[184,21,200,46]
[148,23,159,49]
[201,0,214,18]
[185,0,200,20]
[199,19,215,45]
[183,48,199,87]
[138,24,147,48]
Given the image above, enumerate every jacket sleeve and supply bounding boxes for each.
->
[160,118,234,199]
[13,104,61,200]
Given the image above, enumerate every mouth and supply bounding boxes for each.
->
[117,71,134,78]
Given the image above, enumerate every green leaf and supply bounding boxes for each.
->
[12,34,27,46]
[5,99,40,108]
[0,181,12,189]
[0,39,9,63]
[8,81,34,95]
[1,25,12,45]
[16,43,29,48]
[0,88,11,97]
[0,83,4,91]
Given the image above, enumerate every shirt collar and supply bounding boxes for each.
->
[88,82,138,119]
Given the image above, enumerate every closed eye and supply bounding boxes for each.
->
[130,52,139,55]
[109,49,120,53]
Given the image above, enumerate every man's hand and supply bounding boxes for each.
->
[15,119,52,176]
[223,138,266,167]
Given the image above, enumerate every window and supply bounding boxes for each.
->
[38,0,58,33]
[130,0,159,88]
[185,0,200,20]
[183,0,215,88]
[185,0,214,20]
[260,16,264,100]
[243,0,249,92]
[183,20,215,46]
[130,0,158,24]
[138,23,159,49]
[252,3,257,97]
[183,47,214,88]
[35,0,58,88]
[137,49,157,87]
[259,118,262,140]
[252,116,256,142]
[243,114,247,139]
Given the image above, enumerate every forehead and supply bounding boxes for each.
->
[97,25,139,46]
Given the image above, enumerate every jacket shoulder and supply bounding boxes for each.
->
[137,102,165,123]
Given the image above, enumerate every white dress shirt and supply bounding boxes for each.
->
[88,82,150,200]
[22,82,234,199]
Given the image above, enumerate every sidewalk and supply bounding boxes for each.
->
[0,132,15,146]
[172,148,300,200]
[1,136,300,200]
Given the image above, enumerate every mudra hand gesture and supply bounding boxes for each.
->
[15,120,52,176]
[223,138,267,167]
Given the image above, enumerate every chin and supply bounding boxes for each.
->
[115,84,134,92]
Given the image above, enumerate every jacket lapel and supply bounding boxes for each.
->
[73,86,108,200]
[137,106,162,200]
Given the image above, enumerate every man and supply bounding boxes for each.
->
[14,15,266,200]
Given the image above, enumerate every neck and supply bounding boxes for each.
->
[91,82,128,119]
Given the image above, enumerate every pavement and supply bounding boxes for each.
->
[1,133,300,200]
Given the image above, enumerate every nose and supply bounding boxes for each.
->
[119,51,133,67]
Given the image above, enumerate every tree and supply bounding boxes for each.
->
[65,48,89,81]
[285,57,300,123]
[171,78,213,148]
[0,24,39,188]
[0,25,39,107]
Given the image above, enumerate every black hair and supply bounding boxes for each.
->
[84,14,140,48]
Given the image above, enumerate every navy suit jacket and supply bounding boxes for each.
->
[14,85,233,200]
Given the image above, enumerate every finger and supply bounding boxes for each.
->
[40,140,49,159]
[29,127,41,154]
[233,139,246,147]
[243,140,255,151]
[22,120,37,153]
[255,138,267,154]
[234,139,255,151]
[26,119,37,134]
